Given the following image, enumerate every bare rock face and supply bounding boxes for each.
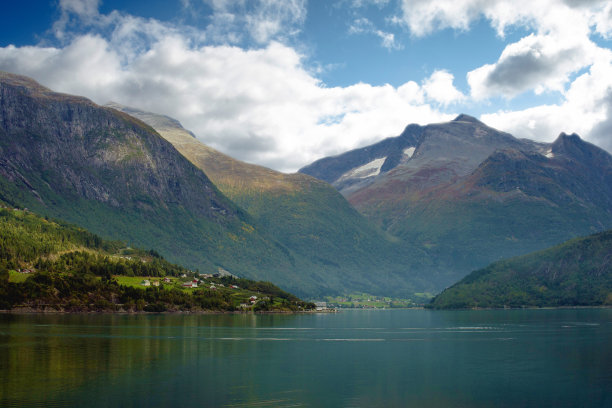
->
[0,72,235,219]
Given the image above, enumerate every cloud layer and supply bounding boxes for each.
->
[0,0,610,172]
[396,0,612,149]
[0,1,457,172]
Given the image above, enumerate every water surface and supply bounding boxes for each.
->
[1,309,610,407]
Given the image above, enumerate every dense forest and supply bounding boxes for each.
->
[0,207,314,312]
[428,230,612,309]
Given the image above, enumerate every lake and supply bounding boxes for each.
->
[1,309,610,407]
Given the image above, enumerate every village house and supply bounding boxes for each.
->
[141,279,150,287]
[163,277,171,283]
[152,281,160,287]
[314,302,327,311]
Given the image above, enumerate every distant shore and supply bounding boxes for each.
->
[0,308,331,315]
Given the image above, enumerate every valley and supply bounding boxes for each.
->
[0,71,610,308]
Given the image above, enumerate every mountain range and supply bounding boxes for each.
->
[106,102,438,297]
[1,71,610,300]
[300,114,612,283]
[0,72,432,298]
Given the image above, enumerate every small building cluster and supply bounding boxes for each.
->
[182,279,199,288]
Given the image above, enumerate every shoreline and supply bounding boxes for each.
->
[0,308,333,315]
[426,305,612,311]
[2,305,609,315]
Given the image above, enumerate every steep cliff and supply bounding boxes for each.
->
[0,72,309,293]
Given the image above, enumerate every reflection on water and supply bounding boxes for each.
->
[0,309,611,407]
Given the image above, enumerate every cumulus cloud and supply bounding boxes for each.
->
[468,32,598,99]
[399,0,610,99]
[0,6,450,172]
[397,0,609,37]
[2,0,610,173]
[387,0,612,151]
[422,70,465,106]
[396,0,486,37]
[481,48,612,149]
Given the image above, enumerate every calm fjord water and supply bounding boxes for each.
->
[1,309,610,407]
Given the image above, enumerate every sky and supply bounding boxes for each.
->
[0,0,611,172]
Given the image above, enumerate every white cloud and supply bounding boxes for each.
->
[53,0,102,40]
[397,0,611,100]
[481,47,612,150]
[396,0,609,37]
[349,18,402,50]
[422,70,465,106]
[397,0,485,37]
[59,0,100,17]
[2,0,610,176]
[350,0,390,7]
[468,32,599,99]
[200,0,307,45]
[0,9,449,172]
[390,0,612,151]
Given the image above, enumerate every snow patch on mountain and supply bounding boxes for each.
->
[339,157,387,181]
[403,147,415,158]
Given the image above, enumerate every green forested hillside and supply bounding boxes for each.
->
[0,207,313,312]
[0,72,309,294]
[108,103,438,299]
[429,230,612,309]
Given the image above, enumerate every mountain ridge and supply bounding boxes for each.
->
[0,71,439,298]
[428,229,612,309]
[107,102,440,299]
[0,71,319,294]
[300,114,612,286]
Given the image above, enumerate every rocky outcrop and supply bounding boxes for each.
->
[0,72,238,220]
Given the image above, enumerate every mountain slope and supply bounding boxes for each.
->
[300,115,612,285]
[107,103,439,298]
[428,230,612,309]
[0,72,317,293]
[0,207,312,312]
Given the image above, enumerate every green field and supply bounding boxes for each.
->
[325,292,433,308]
[114,275,178,288]
[8,270,28,283]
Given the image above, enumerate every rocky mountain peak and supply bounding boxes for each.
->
[550,132,612,166]
[554,132,582,145]
[452,114,482,124]
[106,102,197,139]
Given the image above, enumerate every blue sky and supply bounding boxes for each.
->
[0,0,611,171]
